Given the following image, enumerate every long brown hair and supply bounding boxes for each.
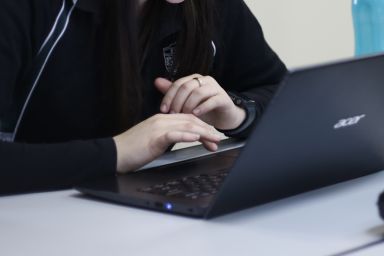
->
[102,0,216,133]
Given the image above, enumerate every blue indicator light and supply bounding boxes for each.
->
[165,203,173,210]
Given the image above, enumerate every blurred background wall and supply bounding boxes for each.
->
[244,0,354,68]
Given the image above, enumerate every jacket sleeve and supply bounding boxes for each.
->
[0,0,116,195]
[214,0,288,118]
[0,139,116,195]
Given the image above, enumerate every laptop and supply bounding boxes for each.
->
[76,54,384,219]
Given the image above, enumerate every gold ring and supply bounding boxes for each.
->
[193,77,203,87]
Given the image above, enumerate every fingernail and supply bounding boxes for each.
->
[161,104,168,113]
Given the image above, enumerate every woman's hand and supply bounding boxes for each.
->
[154,74,246,130]
[113,113,221,173]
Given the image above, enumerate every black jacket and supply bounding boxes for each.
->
[0,0,287,194]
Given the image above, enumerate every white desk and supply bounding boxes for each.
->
[2,172,384,256]
[348,243,384,256]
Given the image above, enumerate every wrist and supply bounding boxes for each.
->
[217,92,257,138]
[113,135,125,173]
[113,135,138,174]
[230,106,247,130]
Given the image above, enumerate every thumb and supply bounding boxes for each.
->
[154,77,172,94]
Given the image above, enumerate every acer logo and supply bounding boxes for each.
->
[334,115,366,129]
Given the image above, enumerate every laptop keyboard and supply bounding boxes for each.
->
[138,171,228,200]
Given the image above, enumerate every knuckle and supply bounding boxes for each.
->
[185,113,197,121]
[152,114,165,127]
[173,80,183,88]
[180,83,191,93]
[194,88,205,97]
[164,132,173,142]
[153,113,164,120]
[183,122,195,131]
[205,76,215,83]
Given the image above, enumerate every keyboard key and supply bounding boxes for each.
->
[138,170,228,200]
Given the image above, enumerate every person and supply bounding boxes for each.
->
[0,0,287,194]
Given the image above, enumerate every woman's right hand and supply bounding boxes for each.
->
[113,113,221,173]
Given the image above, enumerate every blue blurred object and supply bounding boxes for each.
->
[352,0,384,56]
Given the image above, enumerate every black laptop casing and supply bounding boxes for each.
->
[78,55,384,219]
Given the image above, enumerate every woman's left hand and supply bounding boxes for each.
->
[154,74,246,130]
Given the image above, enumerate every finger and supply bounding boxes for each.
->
[162,132,218,153]
[163,115,220,142]
[162,131,201,145]
[154,77,172,95]
[171,113,218,132]
[193,95,226,116]
[160,84,181,114]
[154,78,173,113]
[172,74,203,88]
[159,114,216,140]
[161,74,202,113]
[170,79,200,113]
[182,85,219,114]
[176,122,221,142]
[201,140,219,152]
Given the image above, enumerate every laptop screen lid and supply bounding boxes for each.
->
[206,54,384,218]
